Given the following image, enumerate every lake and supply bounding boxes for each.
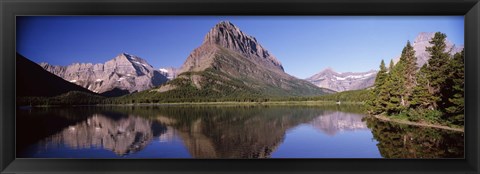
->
[16,105,464,158]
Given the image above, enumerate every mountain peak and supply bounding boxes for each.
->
[203,21,248,45]
[121,52,133,58]
[200,21,283,71]
[39,52,168,95]
[322,67,336,72]
[306,69,378,92]
[180,21,284,74]
[114,52,131,61]
[117,52,138,61]
[216,20,236,28]
[113,52,151,67]
[160,21,335,97]
[414,32,435,43]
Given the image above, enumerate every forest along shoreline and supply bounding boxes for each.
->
[18,100,361,108]
[18,99,464,133]
[365,32,465,133]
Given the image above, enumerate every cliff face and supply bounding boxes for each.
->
[179,21,284,74]
[155,21,333,97]
[40,53,168,96]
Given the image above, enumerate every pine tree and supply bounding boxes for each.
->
[368,59,388,114]
[400,41,418,107]
[385,59,405,115]
[410,64,437,109]
[425,32,450,109]
[444,49,464,125]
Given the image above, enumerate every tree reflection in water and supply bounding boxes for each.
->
[16,105,463,158]
[365,117,464,158]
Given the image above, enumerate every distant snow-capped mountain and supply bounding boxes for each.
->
[307,32,463,92]
[40,53,168,96]
[305,68,377,92]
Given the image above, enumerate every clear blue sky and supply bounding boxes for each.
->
[17,16,464,79]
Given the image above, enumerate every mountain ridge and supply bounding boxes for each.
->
[306,68,377,92]
[150,21,333,99]
[16,53,99,98]
[40,53,168,96]
[307,32,463,92]
[179,21,284,74]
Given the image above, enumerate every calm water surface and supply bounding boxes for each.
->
[16,105,464,158]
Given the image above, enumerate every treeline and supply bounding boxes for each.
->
[17,91,105,106]
[367,32,464,126]
[268,89,370,102]
[308,89,371,102]
[17,75,369,106]
[104,88,371,104]
[103,69,271,104]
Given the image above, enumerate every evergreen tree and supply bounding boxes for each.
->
[400,41,418,107]
[365,32,463,127]
[385,59,405,115]
[376,60,388,85]
[368,59,388,114]
[444,49,465,125]
[425,32,450,109]
[410,64,437,109]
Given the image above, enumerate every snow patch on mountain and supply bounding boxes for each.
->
[158,67,179,80]
[306,68,377,92]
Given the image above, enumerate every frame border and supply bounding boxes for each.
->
[1,0,479,173]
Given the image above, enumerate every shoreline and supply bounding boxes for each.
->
[20,100,364,107]
[19,102,463,132]
[371,115,464,132]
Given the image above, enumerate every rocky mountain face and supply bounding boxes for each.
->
[394,32,464,67]
[158,67,179,80]
[179,21,284,74]
[40,53,168,96]
[155,21,333,97]
[305,68,377,92]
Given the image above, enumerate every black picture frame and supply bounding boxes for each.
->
[1,0,479,173]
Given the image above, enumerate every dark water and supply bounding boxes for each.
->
[16,105,464,158]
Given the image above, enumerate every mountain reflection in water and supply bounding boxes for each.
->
[16,105,463,158]
[43,114,165,156]
[310,111,368,135]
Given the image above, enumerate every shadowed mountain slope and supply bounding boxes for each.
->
[16,53,97,97]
